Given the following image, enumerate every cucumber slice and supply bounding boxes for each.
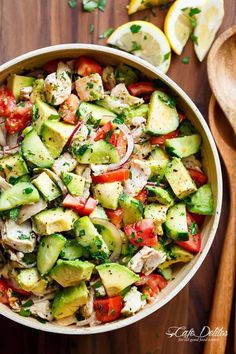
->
[73,140,120,164]
[0,182,40,211]
[158,267,172,280]
[21,128,54,168]
[78,102,116,126]
[164,203,189,241]
[165,134,201,158]
[118,193,143,226]
[146,91,179,135]
[60,240,85,260]
[37,233,67,275]
[185,184,214,215]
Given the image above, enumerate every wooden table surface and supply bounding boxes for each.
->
[0,1,235,353]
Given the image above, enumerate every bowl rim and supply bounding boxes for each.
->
[0,43,223,335]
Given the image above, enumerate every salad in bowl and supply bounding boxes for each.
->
[0,51,215,329]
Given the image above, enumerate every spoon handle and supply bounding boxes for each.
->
[203,183,236,354]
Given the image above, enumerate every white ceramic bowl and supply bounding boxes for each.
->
[0,44,222,334]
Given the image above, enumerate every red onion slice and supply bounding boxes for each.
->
[66,121,83,147]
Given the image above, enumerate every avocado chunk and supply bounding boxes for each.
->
[185,184,214,215]
[114,63,138,86]
[148,147,169,181]
[62,172,85,196]
[50,259,94,287]
[7,74,35,101]
[92,182,123,210]
[73,140,120,164]
[33,99,59,134]
[0,153,28,182]
[60,240,85,260]
[164,203,189,241]
[165,134,201,158]
[33,207,78,235]
[30,79,46,103]
[158,245,193,269]
[17,267,47,296]
[32,172,61,201]
[146,186,174,205]
[144,204,168,235]
[78,102,116,126]
[0,182,40,211]
[41,120,75,159]
[119,193,143,226]
[158,267,172,280]
[52,282,88,319]
[96,263,139,296]
[74,216,109,261]
[165,158,197,199]
[37,233,67,275]
[21,128,55,168]
[146,91,179,135]
[89,205,108,220]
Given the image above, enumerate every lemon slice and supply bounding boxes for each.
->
[164,0,206,55]
[194,0,224,61]
[127,0,172,15]
[107,21,171,73]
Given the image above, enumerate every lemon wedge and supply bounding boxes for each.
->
[107,21,171,73]
[127,0,172,15]
[194,0,224,61]
[164,0,206,55]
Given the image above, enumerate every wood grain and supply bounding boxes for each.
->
[0,1,235,354]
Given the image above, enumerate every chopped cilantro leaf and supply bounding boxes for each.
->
[99,28,114,39]
[130,24,142,34]
[68,0,77,8]
[189,222,198,235]
[182,56,190,64]
[23,187,33,194]
[130,41,142,53]
[89,23,95,33]
[163,52,171,62]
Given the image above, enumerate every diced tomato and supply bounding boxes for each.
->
[124,219,157,247]
[188,212,205,226]
[178,111,186,123]
[150,130,179,145]
[92,169,130,184]
[94,296,123,323]
[42,59,60,73]
[63,195,97,216]
[187,168,208,186]
[176,211,201,253]
[94,121,115,144]
[5,101,33,134]
[128,81,156,97]
[59,94,79,125]
[116,130,127,157]
[0,86,16,118]
[108,132,117,146]
[134,190,148,204]
[75,56,103,76]
[0,278,9,304]
[79,197,97,216]
[141,274,168,300]
[105,208,124,229]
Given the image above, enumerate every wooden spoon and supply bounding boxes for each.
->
[208,25,236,138]
[203,96,236,354]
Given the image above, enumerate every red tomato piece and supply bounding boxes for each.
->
[116,130,127,157]
[94,121,113,141]
[105,208,124,229]
[150,130,179,145]
[5,101,33,134]
[59,94,79,125]
[176,212,201,253]
[79,197,97,216]
[0,278,9,304]
[124,219,157,247]
[187,168,208,186]
[92,169,130,184]
[0,86,16,117]
[42,59,60,73]
[188,212,205,226]
[63,194,87,213]
[94,296,123,323]
[75,56,103,76]
[141,274,168,300]
[128,81,156,97]
[134,190,148,204]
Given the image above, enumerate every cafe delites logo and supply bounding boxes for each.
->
[165,326,228,342]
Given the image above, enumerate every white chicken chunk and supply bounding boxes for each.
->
[3,220,36,253]
[52,152,77,176]
[75,73,104,101]
[29,300,53,321]
[17,198,47,224]
[131,116,146,126]
[80,288,94,318]
[111,84,144,108]
[44,62,72,105]
[128,246,166,275]
[121,286,146,316]
[182,155,202,172]
[124,159,151,196]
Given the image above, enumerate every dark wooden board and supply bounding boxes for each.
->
[0,1,235,353]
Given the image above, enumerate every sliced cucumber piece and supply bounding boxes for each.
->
[165,134,201,158]
[185,184,214,215]
[37,233,67,275]
[78,102,116,126]
[21,128,54,168]
[60,240,85,260]
[73,140,120,164]
[164,203,189,241]
[146,91,179,135]
[118,193,143,226]
[0,182,40,211]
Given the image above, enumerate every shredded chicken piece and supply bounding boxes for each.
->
[0,176,11,191]
[131,124,147,143]
[80,288,94,318]
[124,159,151,196]
[81,167,92,199]
[20,86,33,100]
[102,66,116,91]
[128,246,166,275]
[56,315,77,326]
[131,116,146,126]
[29,300,54,321]
[182,155,202,172]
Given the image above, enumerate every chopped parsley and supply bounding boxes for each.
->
[86,82,94,89]
[9,207,20,221]
[32,105,39,122]
[89,23,95,33]
[82,0,108,12]
[22,299,33,308]
[75,144,89,156]
[190,33,198,44]
[141,294,148,301]
[163,52,171,62]
[104,129,113,142]
[182,56,190,64]
[68,0,77,8]
[189,222,198,235]
[23,187,33,194]
[79,229,85,237]
[130,24,142,34]
[130,41,142,53]
[5,164,13,171]
[63,174,73,186]
[19,309,31,317]
[99,27,114,39]
[113,115,124,125]
[17,232,30,240]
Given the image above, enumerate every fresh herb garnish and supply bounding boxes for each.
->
[23,299,33,308]
[82,0,107,12]
[89,23,95,33]
[23,187,33,194]
[104,129,113,142]
[19,309,31,317]
[75,144,89,156]
[113,115,124,125]
[32,105,39,122]
[163,52,171,62]
[189,222,198,235]
[63,174,72,186]
[158,95,176,109]
[68,0,77,8]
[17,232,30,240]
[130,24,142,34]
[130,41,142,53]
[182,56,190,64]
[141,294,148,301]
[190,33,198,44]
[79,229,85,237]
[9,207,20,221]
[99,28,114,39]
